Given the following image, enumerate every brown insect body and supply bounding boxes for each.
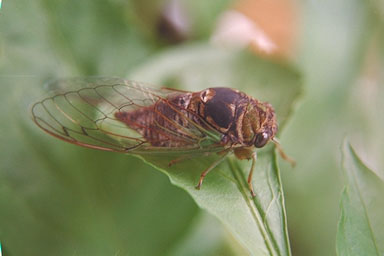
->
[115,87,278,157]
[32,78,292,197]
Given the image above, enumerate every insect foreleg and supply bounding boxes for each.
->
[195,152,229,190]
[271,138,296,167]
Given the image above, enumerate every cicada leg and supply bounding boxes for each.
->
[233,147,256,197]
[272,138,296,167]
[168,155,191,167]
[168,151,213,167]
[195,152,229,190]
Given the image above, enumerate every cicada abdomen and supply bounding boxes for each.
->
[114,93,207,148]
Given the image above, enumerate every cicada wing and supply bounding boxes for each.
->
[31,78,220,154]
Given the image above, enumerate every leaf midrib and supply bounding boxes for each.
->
[349,145,380,255]
[227,158,280,256]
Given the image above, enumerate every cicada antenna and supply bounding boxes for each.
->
[271,138,296,167]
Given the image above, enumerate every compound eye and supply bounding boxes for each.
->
[254,132,269,148]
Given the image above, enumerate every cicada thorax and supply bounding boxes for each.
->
[189,87,277,148]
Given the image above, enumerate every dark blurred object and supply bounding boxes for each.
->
[156,0,191,44]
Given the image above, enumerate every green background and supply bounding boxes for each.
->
[0,0,383,255]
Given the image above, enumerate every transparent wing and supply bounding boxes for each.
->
[31,77,222,154]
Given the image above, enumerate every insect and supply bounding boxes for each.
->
[31,78,294,197]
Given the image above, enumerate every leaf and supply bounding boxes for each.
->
[129,45,302,255]
[139,148,290,255]
[167,211,248,256]
[337,140,384,256]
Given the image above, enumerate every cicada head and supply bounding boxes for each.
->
[245,101,278,148]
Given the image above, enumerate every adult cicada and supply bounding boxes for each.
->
[31,78,294,197]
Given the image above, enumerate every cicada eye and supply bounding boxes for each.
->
[254,132,269,148]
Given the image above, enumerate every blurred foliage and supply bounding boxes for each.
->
[0,0,383,255]
[337,141,384,256]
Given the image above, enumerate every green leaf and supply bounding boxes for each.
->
[129,44,302,255]
[337,140,384,256]
[167,211,248,256]
[139,148,290,255]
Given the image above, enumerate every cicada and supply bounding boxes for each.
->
[31,78,294,197]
